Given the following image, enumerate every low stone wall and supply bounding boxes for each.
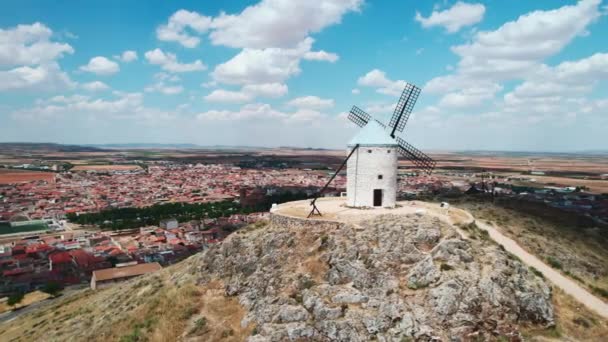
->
[270,212,345,230]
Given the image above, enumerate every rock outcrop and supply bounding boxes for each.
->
[197,213,554,341]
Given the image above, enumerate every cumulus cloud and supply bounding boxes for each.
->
[423,0,603,112]
[0,22,74,67]
[116,50,137,62]
[303,50,339,62]
[156,9,212,48]
[144,81,184,95]
[242,83,288,98]
[12,92,177,123]
[144,48,206,73]
[197,102,328,124]
[357,69,407,96]
[157,4,350,88]
[0,63,74,91]
[82,81,110,92]
[209,0,363,49]
[80,56,120,75]
[287,96,334,109]
[212,38,334,85]
[415,2,485,33]
[0,22,74,92]
[204,89,253,103]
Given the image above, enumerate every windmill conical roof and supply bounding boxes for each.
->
[348,120,398,146]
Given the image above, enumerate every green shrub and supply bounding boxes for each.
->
[546,256,562,269]
[189,317,208,335]
[530,267,544,279]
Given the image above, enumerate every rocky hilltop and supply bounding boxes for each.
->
[0,213,555,341]
[199,213,553,341]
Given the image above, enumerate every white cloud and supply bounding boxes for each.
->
[209,0,363,49]
[144,81,184,95]
[357,69,407,96]
[424,0,600,112]
[0,63,74,91]
[154,72,181,82]
[287,95,334,109]
[438,83,502,109]
[0,22,74,67]
[212,38,333,85]
[451,0,602,79]
[303,50,339,62]
[197,102,327,124]
[82,81,110,92]
[242,83,288,98]
[13,92,177,123]
[80,56,120,75]
[204,89,253,103]
[351,88,360,94]
[415,2,485,33]
[156,9,212,48]
[116,50,137,62]
[197,103,287,121]
[503,53,608,107]
[144,48,206,73]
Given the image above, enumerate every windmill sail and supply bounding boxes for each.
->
[348,106,372,127]
[389,83,421,136]
[395,136,436,174]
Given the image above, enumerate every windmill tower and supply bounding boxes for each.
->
[308,82,436,216]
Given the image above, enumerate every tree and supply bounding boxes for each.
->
[42,281,63,297]
[7,292,24,309]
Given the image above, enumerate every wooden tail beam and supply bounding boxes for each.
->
[308,144,360,218]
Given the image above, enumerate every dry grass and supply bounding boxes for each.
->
[0,291,51,313]
[0,253,250,342]
[523,287,608,341]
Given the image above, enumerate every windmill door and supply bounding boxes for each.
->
[373,189,382,207]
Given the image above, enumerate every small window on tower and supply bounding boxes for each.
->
[378,175,383,180]
[387,150,391,153]
[367,149,372,153]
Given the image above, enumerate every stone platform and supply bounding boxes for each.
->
[270,197,473,227]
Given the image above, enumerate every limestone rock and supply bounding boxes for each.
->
[197,213,554,341]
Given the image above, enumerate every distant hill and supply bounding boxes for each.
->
[0,143,106,153]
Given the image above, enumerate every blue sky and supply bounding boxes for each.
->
[1,0,607,151]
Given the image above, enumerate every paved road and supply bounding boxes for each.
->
[473,219,608,319]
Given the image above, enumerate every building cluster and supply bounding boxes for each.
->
[0,164,335,221]
[0,213,266,295]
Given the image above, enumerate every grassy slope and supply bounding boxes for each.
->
[0,253,252,342]
[453,199,608,299]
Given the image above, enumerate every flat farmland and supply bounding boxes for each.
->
[71,164,141,171]
[0,170,55,184]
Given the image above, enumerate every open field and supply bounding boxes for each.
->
[71,164,141,171]
[0,170,55,184]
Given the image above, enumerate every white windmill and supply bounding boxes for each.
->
[309,82,435,216]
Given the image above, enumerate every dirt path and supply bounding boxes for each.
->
[473,219,608,319]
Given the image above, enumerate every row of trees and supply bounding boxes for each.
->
[67,191,315,231]
[67,201,246,230]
